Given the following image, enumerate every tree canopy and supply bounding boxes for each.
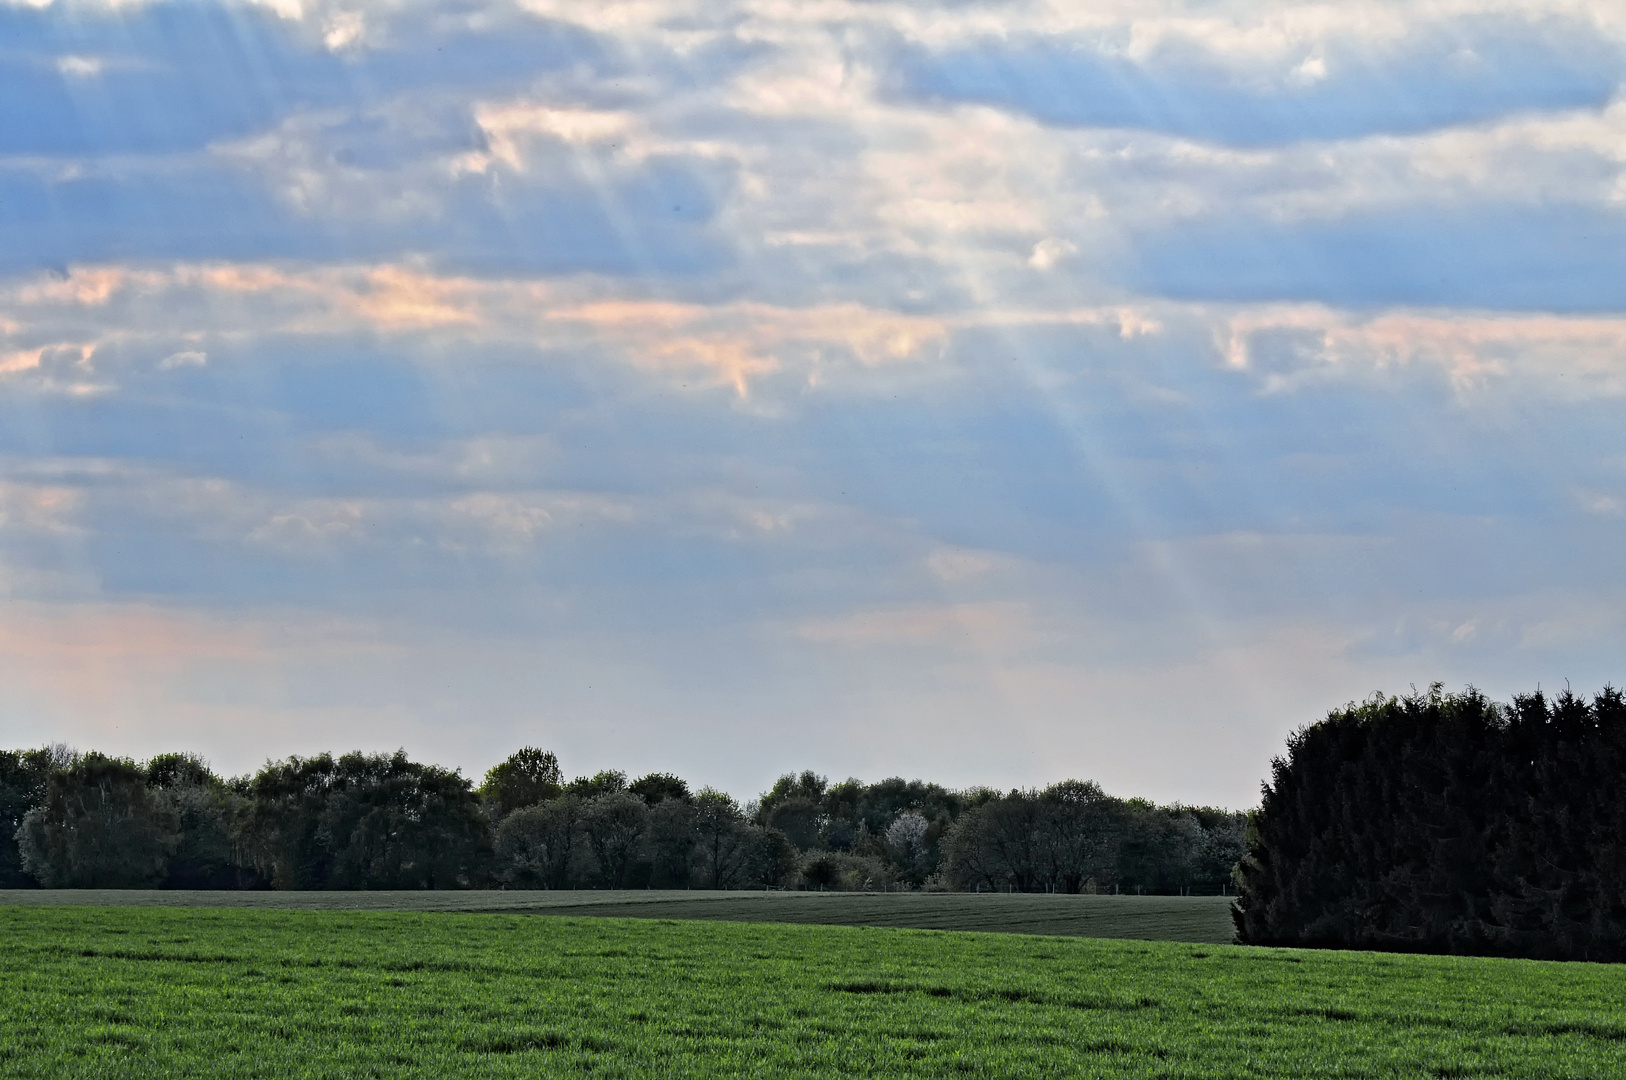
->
[1235,683,1626,961]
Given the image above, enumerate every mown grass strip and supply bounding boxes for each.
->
[0,888,1238,942]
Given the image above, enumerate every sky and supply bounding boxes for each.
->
[1,0,1624,808]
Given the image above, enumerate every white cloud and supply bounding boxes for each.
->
[159,349,207,369]
[1028,237,1077,270]
[1218,304,1626,394]
[321,10,365,51]
[55,55,103,78]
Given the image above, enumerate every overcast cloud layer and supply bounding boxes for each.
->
[2,0,1624,807]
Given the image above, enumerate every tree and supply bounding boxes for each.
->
[940,782,1185,894]
[1184,806,1248,892]
[578,791,650,888]
[801,852,840,889]
[565,770,628,799]
[18,753,178,888]
[1036,781,1121,892]
[941,791,1047,891]
[694,787,751,889]
[241,754,340,889]
[1116,806,1203,894]
[328,755,490,889]
[885,810,931,883]
[744,827,800,887]
[758,771,827,818]
[630,772,692,806]
[246,751,491,890]
[0,746,62,886]
[647,797,697,887]
[479,748,562,819]
[145,753,253,889]
[765,797,823,851]
[759,772,966,862]
[145,752,217,790]
[495,797,582,888]
[1235,684,1626,960]
[161,785,247,889]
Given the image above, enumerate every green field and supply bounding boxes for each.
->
[4,906,1626,1078]
[0,889,1236,942]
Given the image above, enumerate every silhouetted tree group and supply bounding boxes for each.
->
[941,781,1244,895]
[0,745,1239,893]
[20,679,1624,963]
[488,765,796,890]
[1235,683,1626,961]
[760,770,1243,894]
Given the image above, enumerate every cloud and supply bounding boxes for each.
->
[30,259,1623,406]
[887,14,1626,145]
[54,55,103,78]
[159,350,207,369]
[1217,304,1626,393]
[0,2,617,155]
[0,262,958,399]
[1,0,1625,805]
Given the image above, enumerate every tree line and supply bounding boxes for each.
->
[0,744,1244,893]
[1235,683,1626,962]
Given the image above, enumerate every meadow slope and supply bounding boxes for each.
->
[3,906,1625,1078]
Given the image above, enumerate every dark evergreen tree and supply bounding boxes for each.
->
[1236,684,1626,961]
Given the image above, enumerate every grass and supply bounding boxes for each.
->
[3,906,1626,1077]
[0,889,1237,942]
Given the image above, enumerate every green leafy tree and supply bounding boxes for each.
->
[761,772,966,863]
[18,753,179,887]
[647,798,697,887]
[495,796,582,888]
[629,773,692,805]
[578,791,650,888]
[145,752,217,790]
[1116,807,1203,894]
[145,753,254,889]
[746,826,800,887]
[0,746,61,886]
[246,751,490,889]
[694,788,751,889]
[565,770,628,799]
[758,771,827,818]
[765,797,823,851]
[801,852,840,889]
[478,748,563,819]
[941,790,1047,891]
[943,782,1173,894]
